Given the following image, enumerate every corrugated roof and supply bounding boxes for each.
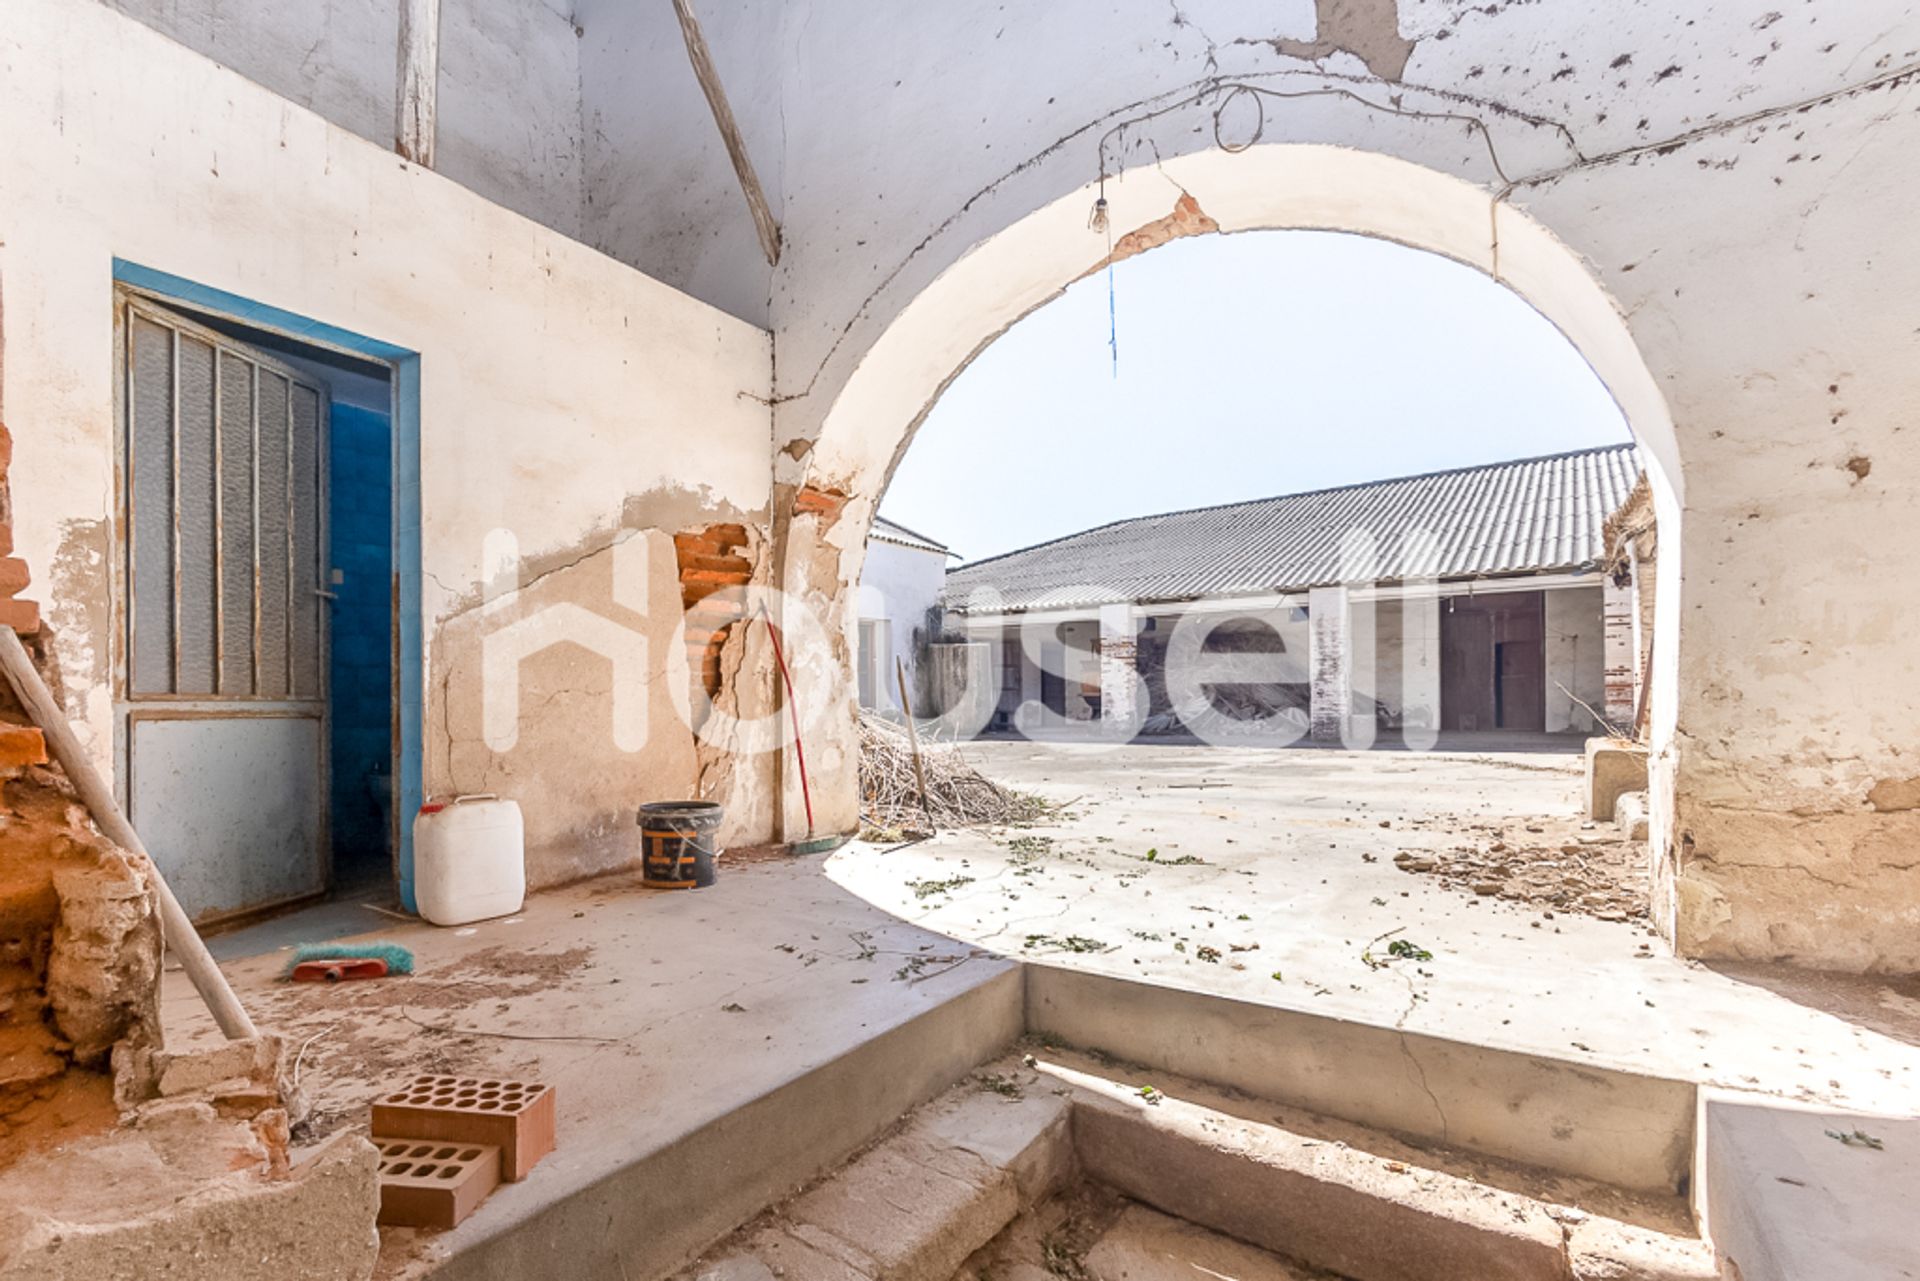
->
[945,445,1641,613]
[871,515,953,557]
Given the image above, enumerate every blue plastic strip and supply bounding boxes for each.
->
[114,260,425,910]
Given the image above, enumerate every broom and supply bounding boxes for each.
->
[281,942,415,983]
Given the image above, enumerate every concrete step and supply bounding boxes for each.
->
[1702,1094,1917,1281]
[693,1049,1713,1281]
[689,1079,1073,1281]
[1049,1054,1714,1281]
[1084,1205,1329,1281]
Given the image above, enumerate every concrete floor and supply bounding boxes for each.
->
[161,854,1023,1277]
[828,739,1920,1116]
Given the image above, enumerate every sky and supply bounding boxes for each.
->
[881,230,1632,565]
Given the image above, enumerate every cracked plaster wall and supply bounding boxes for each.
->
[731,1,1920,972]
[0,1,779,888]
[4,0,1918,967]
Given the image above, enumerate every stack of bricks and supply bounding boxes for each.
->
[0,423,48,770]
[370,1074,557,1229]
[672,524,753,701]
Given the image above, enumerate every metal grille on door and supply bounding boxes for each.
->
[119,296,330,922]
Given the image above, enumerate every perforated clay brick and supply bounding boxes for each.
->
[374,1138,502,1229]
[370,1074,557,1181]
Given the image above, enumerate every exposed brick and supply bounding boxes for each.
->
[0,726,47,768]
[793,486,848,522]
[0,558,29,597]
[680,567,751,593]
[0,598,40,635]
[678,551,753,576]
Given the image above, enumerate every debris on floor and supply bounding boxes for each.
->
[1391,813,1649,922]
[858,712,1049,832]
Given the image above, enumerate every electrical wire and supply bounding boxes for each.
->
[1095,77,1522,194]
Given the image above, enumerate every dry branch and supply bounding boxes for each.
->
[858,713,1048,832]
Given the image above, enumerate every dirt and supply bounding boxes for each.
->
[227,944,599,1144]
[1390,811,1649,923]
[954,1181,1129,1281]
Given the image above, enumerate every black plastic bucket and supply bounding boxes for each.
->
[638,801,724,889]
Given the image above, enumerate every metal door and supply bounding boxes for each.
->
[117,296,330,923]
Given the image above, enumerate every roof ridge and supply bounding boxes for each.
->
[951,442,1638,573]
[872,513,950,550]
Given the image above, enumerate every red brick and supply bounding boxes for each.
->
[793,486,848,519]
[0,598,39,635]
[371,1075,555,1182]
[0,559,28,597]
[0,726,47,768]
[0,425,12,473]
[677,552,752,577]
[374,1138,501,1229]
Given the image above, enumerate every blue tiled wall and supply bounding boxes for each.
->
[329,403,393,877]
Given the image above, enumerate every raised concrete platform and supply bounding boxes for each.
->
[160,851,1909,1280]
[832,740,1920,1119]
[1029,966,1696,1196]
[1701,1094,1918,1281]
[160,855,1023,1279]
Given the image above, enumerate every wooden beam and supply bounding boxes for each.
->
[396,0,442,167]
[669,0,782,267]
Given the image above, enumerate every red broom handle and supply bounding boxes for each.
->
[760,608,814,833]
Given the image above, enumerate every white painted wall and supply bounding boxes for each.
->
[853,539,947,711]
[99,0,588,240]
[0,0,772,887]
[1545,585,1606,735]
[13,0,1920,967]
[759,2,1920,971]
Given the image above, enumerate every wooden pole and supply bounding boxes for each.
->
[395,0,442,167]
[669,0,782,266]
[0,628,258,1041]
[895,656,931,824]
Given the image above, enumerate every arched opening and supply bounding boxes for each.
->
[781,145,1682,857]
[775,147,1695,1051]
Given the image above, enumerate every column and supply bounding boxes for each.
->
[1097,603,1142,736]
[1308,585,1349,744]
[1602,577,1638,732]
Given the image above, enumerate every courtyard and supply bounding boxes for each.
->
[830,739,1920,1115]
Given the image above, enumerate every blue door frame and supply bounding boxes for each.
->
[114,260,426,911]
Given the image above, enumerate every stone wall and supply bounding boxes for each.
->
[0,422,162,1165]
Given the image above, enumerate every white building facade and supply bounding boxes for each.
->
[945,448,1640,747]
[854,517,953,714]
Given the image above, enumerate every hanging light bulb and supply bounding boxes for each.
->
[1088,195,1109,234]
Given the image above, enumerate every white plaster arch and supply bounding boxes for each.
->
[783,144,1684,863]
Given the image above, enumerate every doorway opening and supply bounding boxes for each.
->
[111,267,422,927]
[824,216,1667,1063]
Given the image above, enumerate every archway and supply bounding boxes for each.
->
[777,143,1685,936]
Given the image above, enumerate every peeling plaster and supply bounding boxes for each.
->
[1251,0,1417,82]
[1868,776,1920,813]
[1084,193,1221,277]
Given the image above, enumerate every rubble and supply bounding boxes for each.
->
[1392,815,1649,923]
